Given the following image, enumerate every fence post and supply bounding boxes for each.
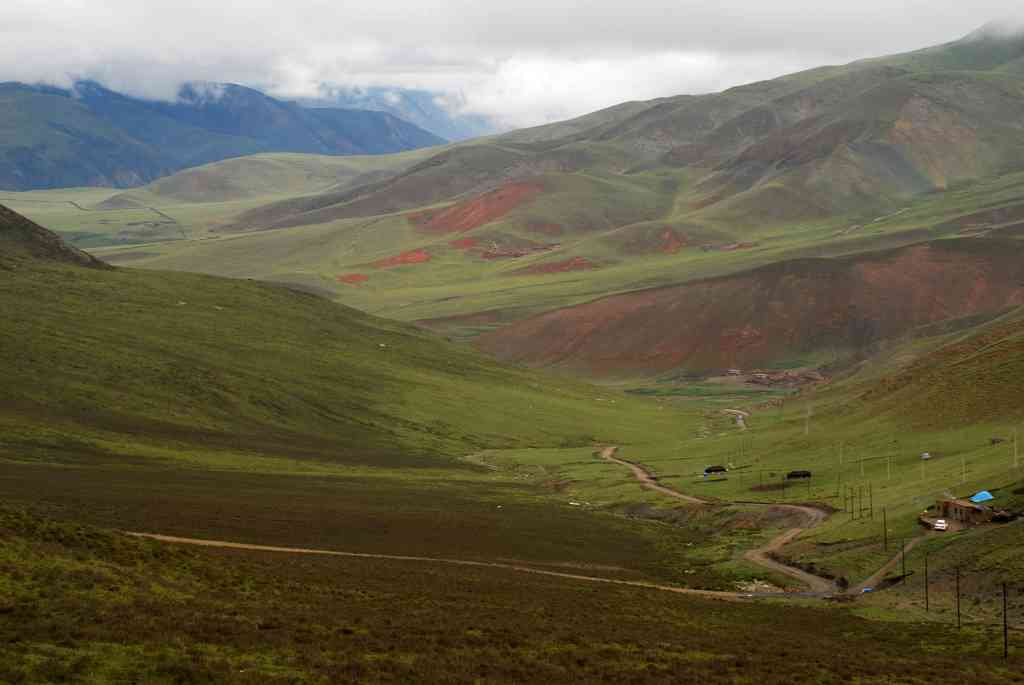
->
[1004,582,1009,659]
[924,552,929,612]
[956,567,961,630]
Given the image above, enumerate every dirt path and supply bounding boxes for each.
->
[126,532,744,602]
[600,446,704,504]
[850,535,927,594]
[743,512,834,594]
[600,446,834,594]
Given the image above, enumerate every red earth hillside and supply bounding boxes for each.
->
[337,273,370,284]
[371,250,432,269]
[411,182,543,234]
[449,237,479,249]
[476,239,1024,377]
[515,257,599,275]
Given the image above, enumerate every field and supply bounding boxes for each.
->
[5,506,1024,683]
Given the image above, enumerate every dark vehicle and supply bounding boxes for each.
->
[786,470,812,480]
[704,465,727,475]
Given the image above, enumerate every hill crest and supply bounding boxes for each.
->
[0,204,108,269]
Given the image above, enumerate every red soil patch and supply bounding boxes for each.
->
[481,244,558,260]
[449,237,479,249]
[477,240,1024,376]
[516,257,598,275]
[336,273,370,284]
[371,249,432,269]
[414,182,543,234]
[660,229,688,254]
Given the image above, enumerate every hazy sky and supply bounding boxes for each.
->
[3,1,1023,127]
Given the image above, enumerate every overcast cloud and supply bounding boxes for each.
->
[2,1,1023,127]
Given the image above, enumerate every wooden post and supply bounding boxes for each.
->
[869,483,874,520]
[956,567,961,630]
[882,507,888,551]
[924,552,929,612]
[901,539,906,581]
[1004,582,1009,659]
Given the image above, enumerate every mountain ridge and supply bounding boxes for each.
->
[0,80,445,191]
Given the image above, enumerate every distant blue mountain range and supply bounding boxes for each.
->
[0,80,446,191]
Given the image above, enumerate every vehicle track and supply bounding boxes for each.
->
[599,446,834,593]
[127,448,921,602]
[125,532,746,602]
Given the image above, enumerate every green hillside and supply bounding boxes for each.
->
[1,203,731,580]
[7,26,1024,379]
[4,205,1024,680]
[7,506,1020,683]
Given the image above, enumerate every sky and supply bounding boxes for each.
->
[2,1,1023,128]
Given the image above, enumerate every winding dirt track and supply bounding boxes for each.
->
[125,532,743,602]
[126,448,920,601]
[851,536,927,593]
[599,446,834,594]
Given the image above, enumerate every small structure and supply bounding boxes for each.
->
[937,498,992,526]
[726,368,743,376]
[786,470,812,480]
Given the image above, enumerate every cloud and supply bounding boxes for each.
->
[2,0,1023,127]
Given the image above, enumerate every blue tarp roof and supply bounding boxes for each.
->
[970,491,994,503]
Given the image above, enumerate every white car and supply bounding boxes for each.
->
[934,519,949,531]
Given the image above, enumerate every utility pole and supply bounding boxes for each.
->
[1003,583,1009,659]
[887,452,891,481]
[924,552,929,612]
[804,404,811,436]
[962,455,967,485]
[901,538,906,581]
[869,483,874,520]
[1015,428,1019,469]
[859,485,865,519]
[882,507,888,551]
[955,567,961,630]
[860,454,865,478]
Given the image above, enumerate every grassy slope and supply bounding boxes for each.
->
[3,204,757,588]
[0,149,439,249]
[5,508,1021,684]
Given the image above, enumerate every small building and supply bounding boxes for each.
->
[937,498,992,526]
[786,470,812,480]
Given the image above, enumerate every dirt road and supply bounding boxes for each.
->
[850,535,927,594]
[600,446,834,594]
[600,446,704,504]
[126,532,745,602]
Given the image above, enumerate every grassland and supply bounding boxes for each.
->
[0,206,793,595]
[4,506,1023,683]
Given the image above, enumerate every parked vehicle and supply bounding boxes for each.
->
[934,519,949,531]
